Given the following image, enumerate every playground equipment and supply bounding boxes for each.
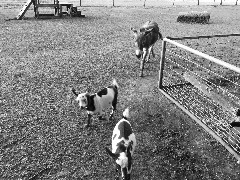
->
[158,34,240,163]
[16,0,85,20]
[16,0,33,20]
[33,0,60,18]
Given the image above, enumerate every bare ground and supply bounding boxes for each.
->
[1,5,240,180]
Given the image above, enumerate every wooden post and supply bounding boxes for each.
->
[113,0,114,6]
[197,0,199,5]
[236,0,238,5]
[59,4,62,17]
[54,0,59,16]
[80,0,81,6]
[159,40,167,89]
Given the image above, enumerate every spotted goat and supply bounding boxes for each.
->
[106,108,137,180]
[131,20,163,77]
[72,79,118,127]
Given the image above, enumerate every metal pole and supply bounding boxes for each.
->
[164,38,240,74]
[167,34,240,40]
[159,40,167,89]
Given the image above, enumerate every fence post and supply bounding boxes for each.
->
[113,0,114,6]
[80,0,81,6]
[159,40,167,89]
[143,0,146,7]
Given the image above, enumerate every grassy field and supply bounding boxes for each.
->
[1,4,240,180]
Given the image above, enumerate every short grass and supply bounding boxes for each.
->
[1,5,240,180]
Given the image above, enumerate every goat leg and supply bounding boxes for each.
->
[84,114,92,128]
[139,49,147,77]
[109,108,115,121]
[151,46,155,58]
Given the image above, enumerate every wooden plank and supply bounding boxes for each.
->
[183,71,240,118]
[16,0,33,20]
[35,4,59,7]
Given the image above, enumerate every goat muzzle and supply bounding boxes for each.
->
[136,54,141,59]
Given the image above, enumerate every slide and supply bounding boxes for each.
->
[16,0,33,20]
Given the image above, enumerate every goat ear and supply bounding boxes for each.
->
[146,28,153,32]
[105,147,119,160]
[72,88,78,96]
[144,28,153,35]
[130,27,138,35]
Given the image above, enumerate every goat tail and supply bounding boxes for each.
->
[123,108,130,120]
[112,78,119,89]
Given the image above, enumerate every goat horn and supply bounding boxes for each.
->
[72,88,78,96]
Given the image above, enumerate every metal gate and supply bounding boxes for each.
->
[158,34,240,162]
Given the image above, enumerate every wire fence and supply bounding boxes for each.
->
[70,0,240,7]
[0,0,239,8]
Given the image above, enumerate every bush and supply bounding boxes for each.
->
[177,11,210,24]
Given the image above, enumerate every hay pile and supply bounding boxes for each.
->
[177,11,210,24]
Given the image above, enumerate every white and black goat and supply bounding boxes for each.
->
[131,20,163,77]
[72,79,118,127]
[106,108,137,180]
